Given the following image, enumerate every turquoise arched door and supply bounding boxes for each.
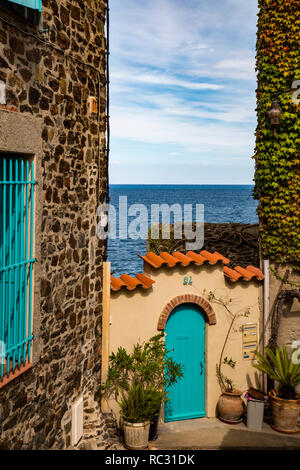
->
[165,303,206,422]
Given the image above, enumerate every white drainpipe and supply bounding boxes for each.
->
[263,259,270,391]
[263,259,270,350]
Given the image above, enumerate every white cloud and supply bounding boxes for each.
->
[110,104,255,155]
[109,0,258,183]
[111,69,222,91]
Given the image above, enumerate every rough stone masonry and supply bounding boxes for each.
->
[0,0,110,449]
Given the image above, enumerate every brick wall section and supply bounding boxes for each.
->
[0,1,109,449]
[157,295,216,330]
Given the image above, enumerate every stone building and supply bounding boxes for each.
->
[0,0,110,449]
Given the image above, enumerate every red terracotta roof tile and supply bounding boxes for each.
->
[246,266,265,280]
[111,275,127,291]
[159,252,181,267]
[120,274,142,290]
[223,266,243,282]
[112,250,264,290]
[138,252,167,268]
[111,273,155,291]
[135,273,156,288]
[139,249,230,269]
[234,266,257,281]
[200,250,230,265]
[224,265,264,282]
[186,251,207,265]
[172,251,194,266]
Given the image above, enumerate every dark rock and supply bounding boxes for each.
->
[19,68,32,82]
[9,37,24,55]
[29,87,41,105]
[41,279,51,297]
[26,48,40,64]
[40,97,49,110]
[52,220,61,232]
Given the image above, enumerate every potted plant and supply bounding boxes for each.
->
[118,383,162,449]
[203,291,248,423]
[101,333,184,448]
[253,346,300,433]
[216,357,245,423]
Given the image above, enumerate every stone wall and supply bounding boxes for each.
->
[269,264,300,353]
[148,223,259,268]
[0,0,109,449]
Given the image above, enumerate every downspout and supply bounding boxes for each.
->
[263,259,270,391]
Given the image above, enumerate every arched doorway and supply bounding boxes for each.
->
[165,303,206,422]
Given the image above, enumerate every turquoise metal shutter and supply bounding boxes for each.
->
[6,0,42,11]
[165,303,206,422]
[0,155,36,381]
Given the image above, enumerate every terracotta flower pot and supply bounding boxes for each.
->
[217,390,245,424]
[269,390,300,434]
[123,421,150,450]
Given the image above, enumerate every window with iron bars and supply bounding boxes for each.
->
[0,0,42,24]
[0,154,36,383]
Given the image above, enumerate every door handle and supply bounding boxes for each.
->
[200,362,203,375]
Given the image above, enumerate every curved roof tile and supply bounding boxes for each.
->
[223,266,243,282]
[138,249,230,269]
[224,265,264,282]
[111,250,264,290]
[111,273,155,291]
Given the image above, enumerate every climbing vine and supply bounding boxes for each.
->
[254,0,300,268]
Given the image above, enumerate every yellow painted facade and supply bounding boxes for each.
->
[104,261,264,420]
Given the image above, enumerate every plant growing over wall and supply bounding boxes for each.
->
[203,290,250,392]
[254,0,300,267]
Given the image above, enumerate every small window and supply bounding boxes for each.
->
[0,154,36,383]
[0,0,42,24]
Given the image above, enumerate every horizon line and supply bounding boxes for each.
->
[109,183,254,186]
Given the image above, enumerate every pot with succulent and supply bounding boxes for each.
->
[101,333,184,449]
[253,346,300,434]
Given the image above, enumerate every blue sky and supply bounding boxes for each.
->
[109,0,258,184]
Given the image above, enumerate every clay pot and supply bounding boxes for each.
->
[217,390,245,424]
[269,390,300,434]
[123,421,150,450]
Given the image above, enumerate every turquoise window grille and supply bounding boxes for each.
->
[5,0,42,11]
[0,155,36,382]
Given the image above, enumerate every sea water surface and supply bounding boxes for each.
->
[107,185,258,277]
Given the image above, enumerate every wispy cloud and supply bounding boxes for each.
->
[109,0,258,184]
[111,69,223,91]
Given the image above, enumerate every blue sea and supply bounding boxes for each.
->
[107,185,258,277]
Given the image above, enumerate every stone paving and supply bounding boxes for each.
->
[148,417,300,450]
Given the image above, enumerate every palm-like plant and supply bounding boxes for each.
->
[119,383,162,423]
[101,333,184,423]
[254,346,300,399]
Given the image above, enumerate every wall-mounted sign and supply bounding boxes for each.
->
[291,80,300,105]
[183,276,192,285]
[242,323,257,360]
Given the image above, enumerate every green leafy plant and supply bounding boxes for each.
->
[203,290,250,393]
[253,346,300,399]
[119,383,162,424]
[216,363,235,393]
[254,0,300,269]
[101,333,184,423]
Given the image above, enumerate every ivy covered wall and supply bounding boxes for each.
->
[254,0,300,267]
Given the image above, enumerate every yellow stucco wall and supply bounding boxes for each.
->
[106,263,264,420]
